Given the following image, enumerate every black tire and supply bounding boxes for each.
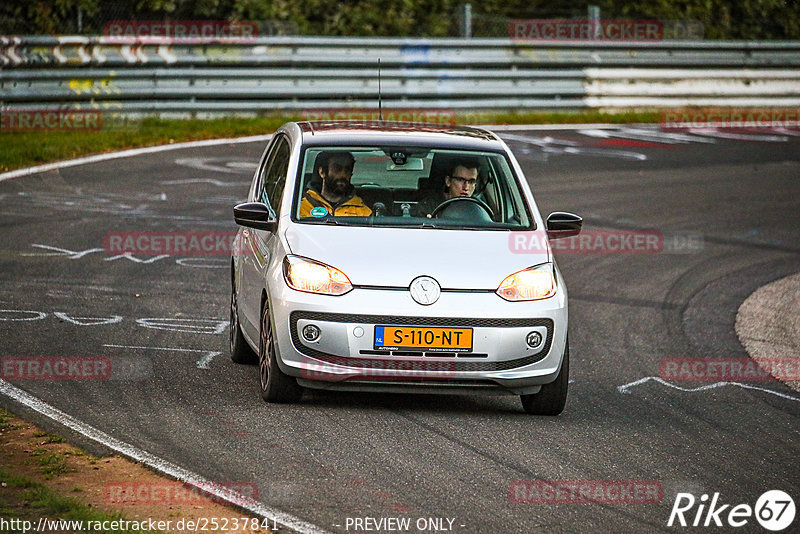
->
[229,284,257,364]
[520,339,569,415]
[258,303,303,403]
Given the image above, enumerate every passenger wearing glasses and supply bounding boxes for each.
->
[418,158,480,217]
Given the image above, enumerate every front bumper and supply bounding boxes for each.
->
[270,286,568,396]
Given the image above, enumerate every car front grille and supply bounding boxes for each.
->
[289,311,554,372]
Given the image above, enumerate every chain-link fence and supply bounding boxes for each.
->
[455,5,587,38]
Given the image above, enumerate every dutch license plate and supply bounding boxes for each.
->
[374,326,473,352]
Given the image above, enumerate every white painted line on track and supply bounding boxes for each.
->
[54,312,123,326]
[477,123,635,131]
[195,352,222,370]
[103,344,222,370]
[617,376,800,402]
[500,132,647,160]
[0,378,330,534]
[687,128,789,142]
[0,134,273,183]
[104,343,212,352]
[160,178,248,186]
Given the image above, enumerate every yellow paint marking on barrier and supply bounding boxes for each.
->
[68,78,120,95]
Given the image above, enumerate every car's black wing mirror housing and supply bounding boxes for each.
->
[233,202,278,232]
[546,212,582,239]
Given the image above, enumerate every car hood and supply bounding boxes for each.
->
[284,224,550,289]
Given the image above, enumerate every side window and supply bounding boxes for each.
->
[250,137,278,202]
[255,136,290,215]
[265,138,290,214]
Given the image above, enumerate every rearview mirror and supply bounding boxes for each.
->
[546,212,582,239]
[386,158,424,171]
[233,202,277,232]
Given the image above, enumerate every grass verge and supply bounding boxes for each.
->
[0,465,161,533]
[0,408,268,533]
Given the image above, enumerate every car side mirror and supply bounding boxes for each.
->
[546,212,582,239]
[233,202,277,232]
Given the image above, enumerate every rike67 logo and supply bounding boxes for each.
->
[668,490,795,531]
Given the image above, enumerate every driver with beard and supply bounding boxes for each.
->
[300,151,372,217]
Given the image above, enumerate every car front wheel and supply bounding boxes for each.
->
[520,338,569,415]
[258,302,303,403]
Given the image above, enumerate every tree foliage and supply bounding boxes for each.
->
[1,0,797,39]
[1,0,98,34]
[592,0,800,40]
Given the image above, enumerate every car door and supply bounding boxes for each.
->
[239,134,291,341]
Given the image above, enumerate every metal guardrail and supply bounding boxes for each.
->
[2,36,800,112]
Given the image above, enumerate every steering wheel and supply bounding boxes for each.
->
[430,197,494,221]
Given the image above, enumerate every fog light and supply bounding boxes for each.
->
[526,331,542,349]
[302,324,321,342]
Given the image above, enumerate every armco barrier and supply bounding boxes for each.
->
[1,36,799,112]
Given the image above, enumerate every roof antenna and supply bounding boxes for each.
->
[378,58,383,121]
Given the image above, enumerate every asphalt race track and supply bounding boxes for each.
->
[1,125,799,533]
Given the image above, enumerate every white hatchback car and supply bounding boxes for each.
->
[230,121,581,415]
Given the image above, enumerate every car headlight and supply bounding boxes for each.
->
[496,263,556,301]
[283,255,353,296]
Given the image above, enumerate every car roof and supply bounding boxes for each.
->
[288,120,506,151]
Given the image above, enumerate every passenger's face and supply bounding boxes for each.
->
[320,154,354,195]
[445,166,478,198]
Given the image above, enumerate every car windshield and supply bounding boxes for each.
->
[293,146,533,229]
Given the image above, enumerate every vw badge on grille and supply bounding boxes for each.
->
[409,276,441,305]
